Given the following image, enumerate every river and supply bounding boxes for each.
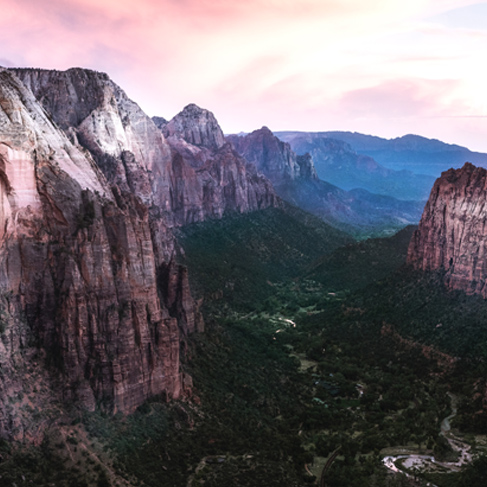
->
[382,393,472,483]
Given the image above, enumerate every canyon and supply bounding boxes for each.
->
[0,66,486,487]
[229,127,424,235]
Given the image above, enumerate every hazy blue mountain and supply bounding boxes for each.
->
[287,131,487,177]
[228,128,424,237]
[275,131,434,200]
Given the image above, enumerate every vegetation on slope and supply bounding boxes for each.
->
[177,204,352,308]
[2,207,487,487]
[307,225,416,291]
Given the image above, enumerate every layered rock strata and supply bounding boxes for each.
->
[157,106,278,224]
[0,67,277,438]
[408,163,487,296]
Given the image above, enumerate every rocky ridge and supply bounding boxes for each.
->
[0,67,278,439]
[227,126,315,182]
[408,162,487,296]
[319,131,487,177]
[155,106,278,224]
[162,103,225,151]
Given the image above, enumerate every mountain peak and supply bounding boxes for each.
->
[163,103,225,150]
[11,66,121,131]
[152,115,168,130]
[181,103,206,113]
[227,127,310,182]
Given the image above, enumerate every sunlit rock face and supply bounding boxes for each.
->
[12,67,174,221]
[0,67,278,439]
[14,67,278,227]
[408,163,487,296]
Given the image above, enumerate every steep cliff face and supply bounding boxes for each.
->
[0,69,208,441]
[296,153,318,180]
[13,69,278,230]
[163,103,225,151]
[0,67,279,438]
[228,126,422,235]
[408,163,487,296]
[156,105,279,224]
[12,67,174,232]
[227,127,314,182]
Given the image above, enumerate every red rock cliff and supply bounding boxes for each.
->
[408,162,487,296]
[13,68,278,227]
[0,67,277,439]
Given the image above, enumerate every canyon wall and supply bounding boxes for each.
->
[227,126,317,182]
[228,127,423,234]
[408,163,487,296]
[0,67,278,439]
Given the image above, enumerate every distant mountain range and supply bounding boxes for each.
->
[277,131,487,179]
[275,131,435,200]
[228,128,424,235]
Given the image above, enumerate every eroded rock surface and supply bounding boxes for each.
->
[163,103,225,151]
[228,126,422,234]
[0,67,277,439]
[408,162,487,296]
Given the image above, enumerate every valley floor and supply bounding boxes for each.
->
[2,216,487,487]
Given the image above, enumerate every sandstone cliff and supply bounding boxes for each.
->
[227,126,315,182]
[163,103,225,151]
[156,106,278,224]
[13,69,277,228]
[0,67,277,439]
[408,162,487,296]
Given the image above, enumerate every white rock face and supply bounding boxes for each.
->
[14,67,174,209]
[0,69,202,433]
[0,66,279,438]
[13,68,278,229]
[0,145,39,211]
[0,69,110,241]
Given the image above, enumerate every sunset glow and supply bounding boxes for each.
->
[1,0,487,150]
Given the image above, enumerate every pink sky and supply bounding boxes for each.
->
[2,0,487,151]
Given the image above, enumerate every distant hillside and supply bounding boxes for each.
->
[275,131,434,200]
[275,179,424,238]
[304,131,487,177]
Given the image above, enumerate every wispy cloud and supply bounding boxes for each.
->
[338,78,468,119]
[0,0,486,149]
